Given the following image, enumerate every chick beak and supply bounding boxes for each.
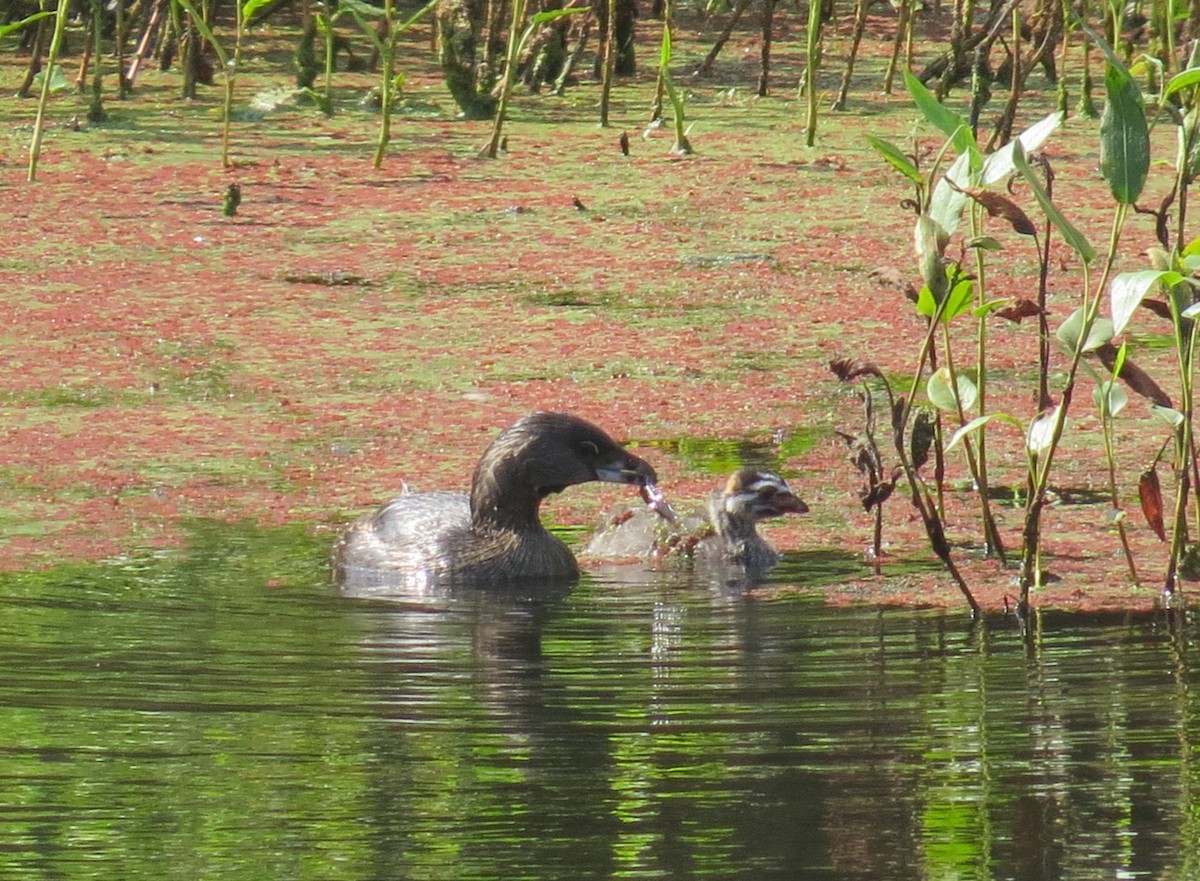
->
[775,492,809,515]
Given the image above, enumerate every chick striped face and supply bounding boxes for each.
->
[722,469,809,521]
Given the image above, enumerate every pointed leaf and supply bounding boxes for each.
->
[531,7,587,25]
[1095,341,1173,407]
[965,236,1004,251]
[866,135,924,189]
[1152,404,1186,428]
[1110,269,1183,335]
[1011,142,1096,263]
[1139,469,1167,540]
[914,215,948,302]
[1027,407,1060,454]
[1056,307,1113,353]
[945,412,1023,452]
[927,367,977,412]
[1164,67,1200,100]
[904,72,977,155]
[0,10,53,40]
[1093,380,1129,417]
[911,408,936,470]
[929,150,974,239]
[980,111,1064,185]
[954,186,1037,235]
[241,0,276,24]
[1100,61,1150,205]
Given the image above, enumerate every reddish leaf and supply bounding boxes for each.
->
[952,184,1038,236]
[1141,298,1175,321]
[860,480,895,511]
[995,298,1045,323]
[830,358,884,383]
[1139,468,1167,541]
[1095,343,1173,408]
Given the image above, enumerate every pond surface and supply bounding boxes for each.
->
[1,523,1197,881]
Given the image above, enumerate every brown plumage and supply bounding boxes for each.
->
[584,468,807,580]
[333,412,659,590]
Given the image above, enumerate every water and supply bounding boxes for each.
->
[1,522,1198,880]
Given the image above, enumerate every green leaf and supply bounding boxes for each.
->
[32,64,70,93]
[1011,142,1096,263]
[175,0,229,66]
[530,7,586,25]
[1100,61,1150,204]
[965,236,1003,251]
[660,13,672,68]
[973,298,1011,317]
[1109,269,1183,335]
[945,412,1024,452]
[927,367,978,412]
[338,0,387,18]
[915,275,972,322]
[944,276,975,322]
[865,135,924,189]
[240,0,275,24]
[1093,380,1129,417]
[1163,67,1200,101]
[1152,404,1186,428]
[345,4,387,52]
[904,71,977,155]
[0,10,53,40]
[1056,307,1114,353]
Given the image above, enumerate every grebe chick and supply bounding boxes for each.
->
[584,467,807,577]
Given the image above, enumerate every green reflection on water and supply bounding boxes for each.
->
[0,521,1197,881]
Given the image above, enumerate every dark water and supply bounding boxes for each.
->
[1,523,1198,881]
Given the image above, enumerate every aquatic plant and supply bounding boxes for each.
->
[867,26,1200,614]
[480,2,585,158]
[25,0,69,182]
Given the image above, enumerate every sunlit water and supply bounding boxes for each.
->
[1,523,1197,880]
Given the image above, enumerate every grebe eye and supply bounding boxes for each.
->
[579,440,600,459]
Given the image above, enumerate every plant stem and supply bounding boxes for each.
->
[968,202,1007,562]
[481,0,529,158]
[28,0,71,182]
[893,282,982,614]
[802,0,821,146]
[1164,285,1198,599]
[599,0,616,125]
[323,0,335,112]
[374,0,394,169]
[1019,203,1128,610]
